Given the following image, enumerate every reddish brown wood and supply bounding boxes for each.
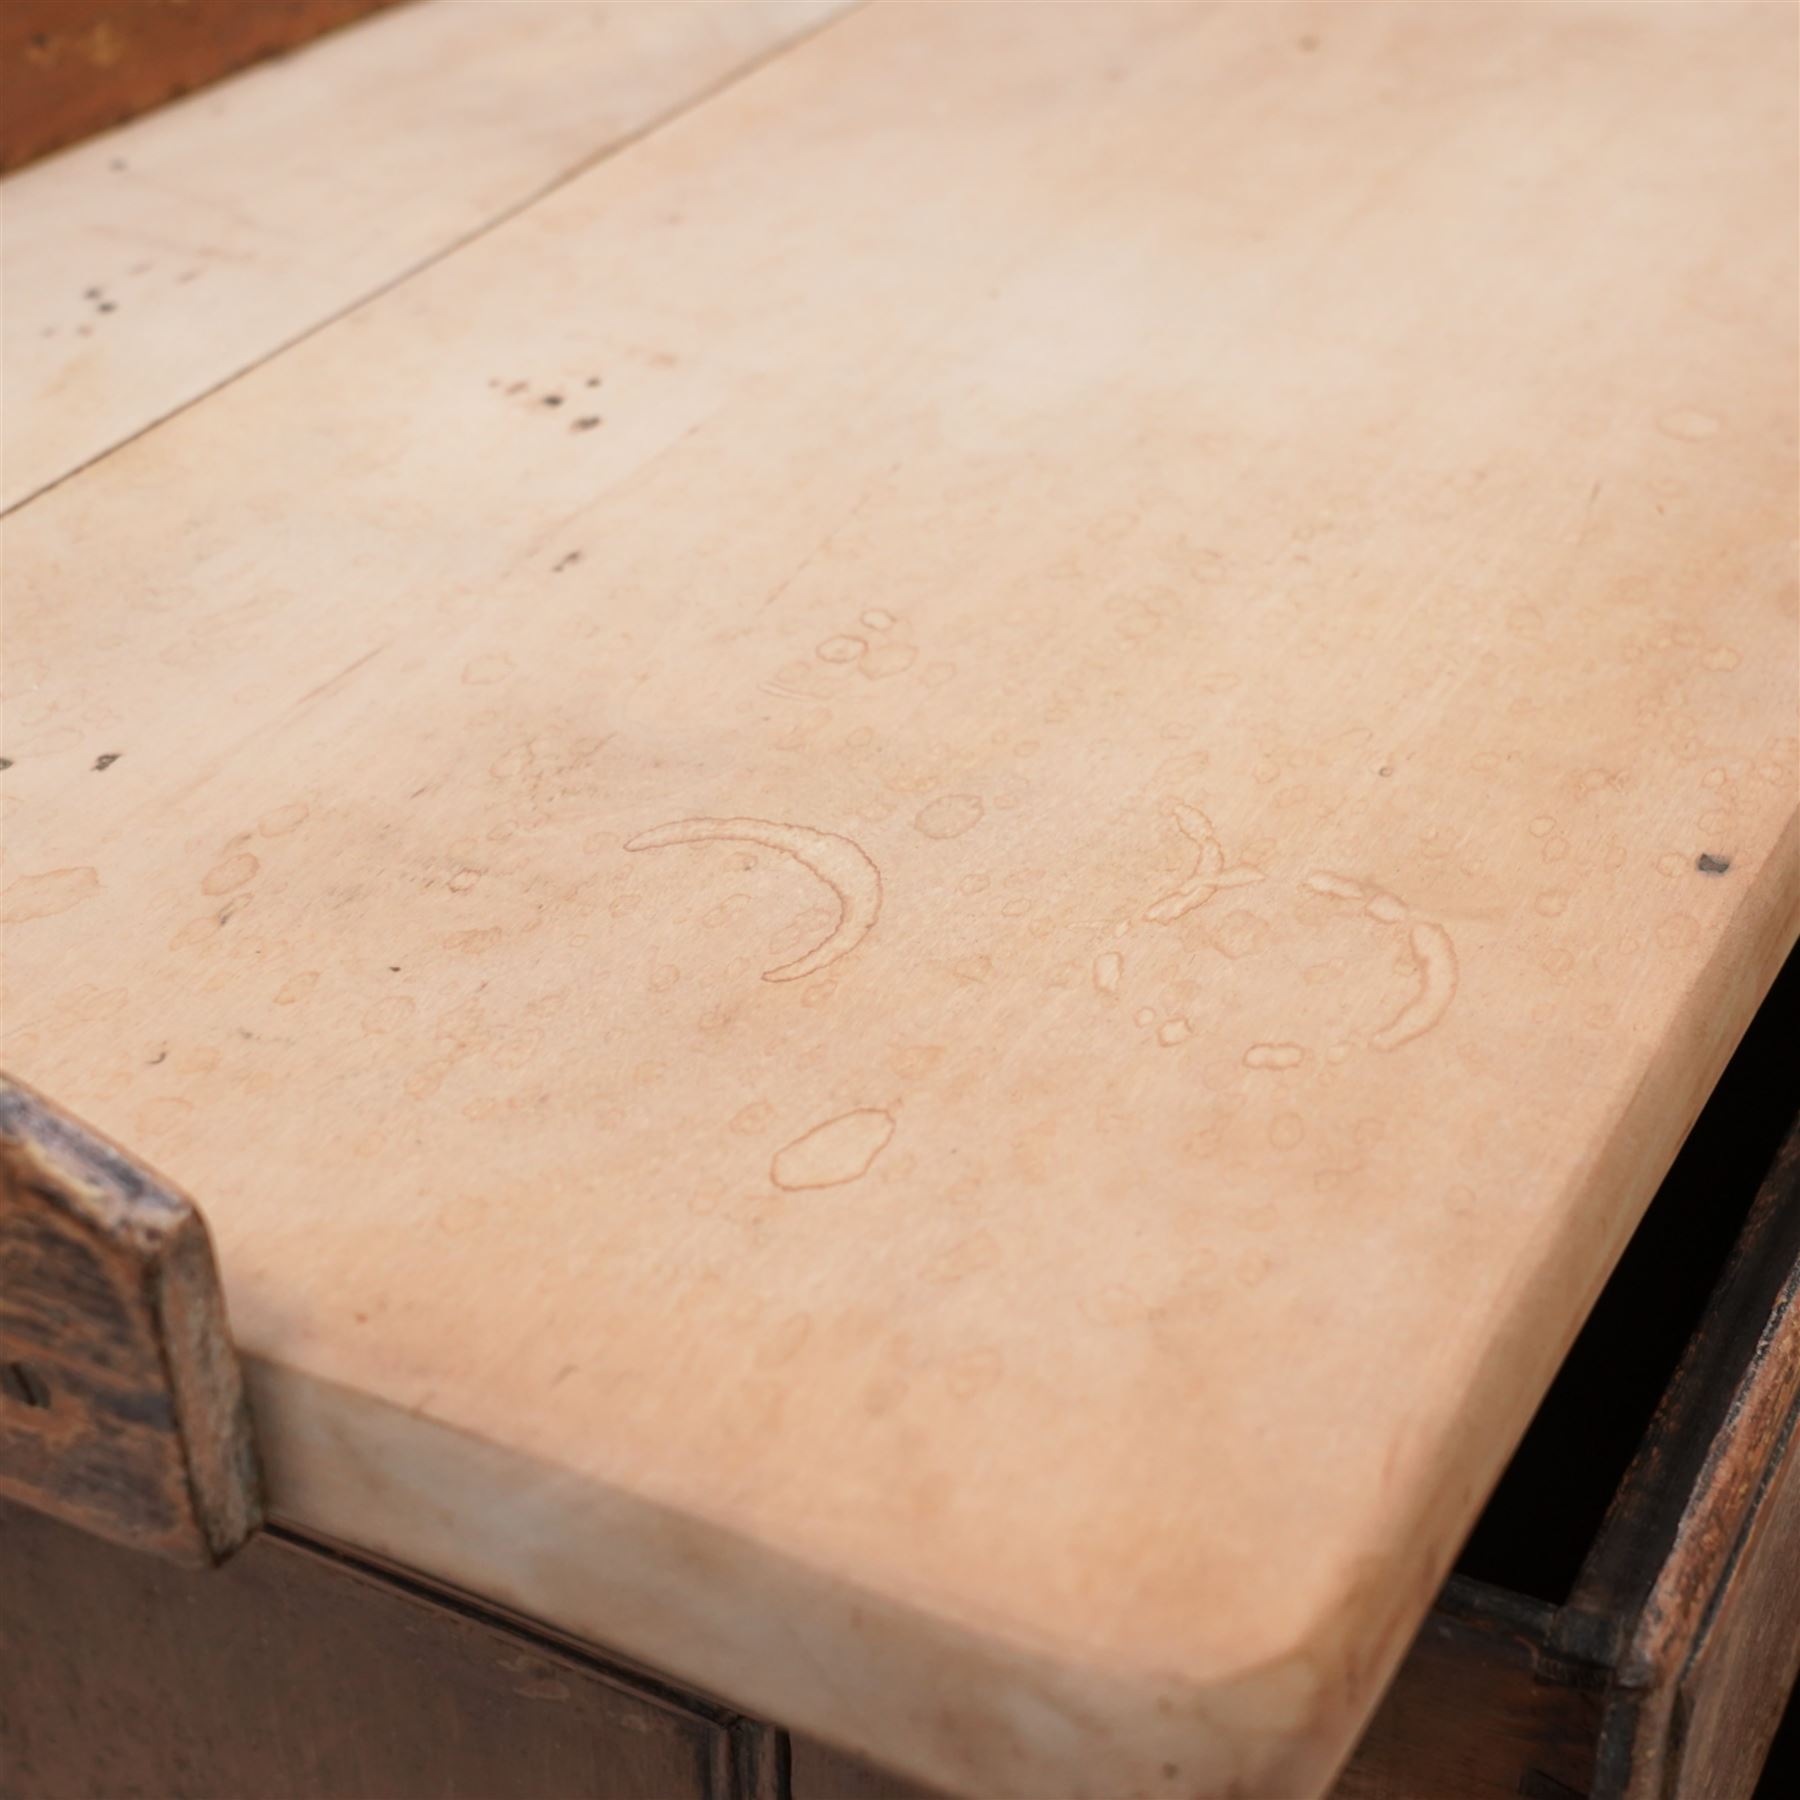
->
[1561,1123,1800,1800]
[1672,1430,1800,1800]
[1328,1580,1602,1800]
[0,1074,259,1564]
[0,0,409,172]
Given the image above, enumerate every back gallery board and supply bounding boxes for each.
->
[1,4,1796,1797]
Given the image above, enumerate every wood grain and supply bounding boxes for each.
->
[0,0,850,509]
[0,0,407,174]
[1,3,1795,1795]
[1327,1581,1602,1800]
[0,1076,259,1565]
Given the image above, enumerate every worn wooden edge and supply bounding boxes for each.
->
[1551,1118,1800,1798]
[0,1072,262,1564]
[1329,1117,1800,1800]
[1660,1392,1800,1800]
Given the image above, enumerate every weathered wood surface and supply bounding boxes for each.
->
[0,0,406,174]
[0,0,848,509]
[789,1119,1800,1800]
[1,4,1795,1795]
[0,1076,260,1564]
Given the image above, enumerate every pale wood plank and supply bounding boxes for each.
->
[0,0,849,510]
[2,4,1795,1796]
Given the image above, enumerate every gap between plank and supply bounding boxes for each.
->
[1,1,864,521]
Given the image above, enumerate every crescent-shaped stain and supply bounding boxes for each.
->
[1370,921,1459,1051]
[623,816,882,981]
[1301,870,1461,1053]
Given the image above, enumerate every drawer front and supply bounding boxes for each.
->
[0,1498,769,1800]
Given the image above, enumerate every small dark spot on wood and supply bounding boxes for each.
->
[586,376,602,388]
[354,1312,368,1325]
[1160,1765,1179,1782]
[2,1361,51,1410]
[552,1364,578,1386]
[572,416,601,432]
[110,158,128,172]
[147,1050,167,1066]
[553,550,583,573]
[83,286,102,300]
[387,965,401,973]
[1378,766,1394,777]
[93,752,120,771]
[0,758,12,771]
[98,301,117,314]
[1297,34,1320,51]
[541,394,564,407]
[1697,853,1730,875]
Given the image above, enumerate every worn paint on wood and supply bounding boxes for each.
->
[0,1076,260,1564]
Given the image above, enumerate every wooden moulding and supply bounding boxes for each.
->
[0,1074,261,1566]
[0,1,409,173]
